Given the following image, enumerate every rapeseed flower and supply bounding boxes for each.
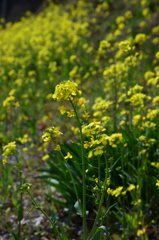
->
[156,180,159,188]
[118,40,131,53]
[64,152,73,159]
[127,184,135,191]
[2,141,16,164]
[42,127,62,142]
[52,80,81,101]
[42,154,49,161]
[60,106,67,115]
[54,145,61,151]
[135,33,146,44]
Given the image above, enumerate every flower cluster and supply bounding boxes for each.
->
[3,95,15,112]
[118,40,131,53]
[20,183,32,193]
[108,133,123,148]
[52,80,81,102]
[2,141,16,164]
[107,186,124,197]
[82,122,110,158]
[42,127,63,142]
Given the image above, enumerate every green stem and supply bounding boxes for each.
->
[27,190,62,240]
[70,99,87,240]
[120,146,126,237]
[59,151,83,215]
[17,160,23,240]
[88,155,108,240]
[98,156,101,183]
[105,155,109,240]
[114,76,117,132]
[98,156,102,240]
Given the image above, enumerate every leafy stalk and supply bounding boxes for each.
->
[70,99,87,240]
[27,190,62,240]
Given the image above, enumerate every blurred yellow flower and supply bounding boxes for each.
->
[54,145,61,151]
[64,152,73,159]
[42,154,49,161]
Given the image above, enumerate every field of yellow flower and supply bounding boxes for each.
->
[0,0,159,239]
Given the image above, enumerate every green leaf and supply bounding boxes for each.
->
[27,207,36,216]
[102,202,117,220]
[145,233,149,240]
[59,224,69,240]
[74,200,89,217]
[121,170,136,182]
[87,177,96,182]
[11,194,17,207]
[108,157,121,172]
[45,180,73,201]
[6,224,18,240]
[90,226,109,240]
[49,206,57,223]
[74,200,83,217]
[113,206,124,224]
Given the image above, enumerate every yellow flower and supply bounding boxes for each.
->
[119,120,125,127]
[83,111,90,120]
[94,146,104,156]
[155,51,159,60]
[114,186,123,197]
[156,180,159,188]
[151,162,159,168]
[60,106,67,115]
[139,135,146,141]
[88,150,93,158]
[42,127,63,142]
[84,141,90,149]
[42,132,52,142]
[134,33,146,44]
[2,156,8,164]
[67,110,74,117]
[70,55,77,64]
[109,133,123,146]
[147,109,159,120]
[152,96,159,106]
[95,178,98,183]
[116,16,125,24]
[99,40,110,49]
[118,40,131,53]
[82,122,105,137]
[124,10,132,19]
[52,80,81,102]
[42,154,49,161]
[107,188,113,195]
[2,141,16,164]
[122,191,126,195]
[23,147,28,152]
[144,71,155,80]
[14,101,20,109]
[54,145,61,151]
[137,228,146,236]
[21,183,32,192]
[138,199,141,204]
[71,127,79,135]
[127,184,135,191]
[64,152,73,159]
